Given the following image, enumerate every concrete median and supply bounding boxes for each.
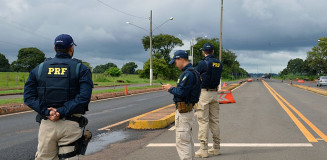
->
[128,104,176,129]
[128,82,243,130]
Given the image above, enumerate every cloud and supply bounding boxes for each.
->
[0,0,326,73]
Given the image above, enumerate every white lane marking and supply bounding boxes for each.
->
[98,118,132,131]
[0,110,34,118]
[168,126,175,131]
[146,143,313,147]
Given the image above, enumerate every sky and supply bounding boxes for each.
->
[0,0,326,74]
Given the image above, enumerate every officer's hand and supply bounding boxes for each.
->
[162,84,172,91]
[47,108,60,122]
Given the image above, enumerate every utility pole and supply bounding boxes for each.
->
[149,10,153,86]
[218,0,223,90]
[219,0,223,62]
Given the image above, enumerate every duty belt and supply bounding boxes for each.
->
[176,102,194,113]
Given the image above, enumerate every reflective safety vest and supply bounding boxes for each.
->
[37,57,81,108]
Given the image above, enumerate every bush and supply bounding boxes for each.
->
[104,67,122,77]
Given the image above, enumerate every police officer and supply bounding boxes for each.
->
[162,50,201,160]
[195,43,223,158]
[24,34,93,160]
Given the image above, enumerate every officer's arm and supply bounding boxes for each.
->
[24,67,50,116]
[169,72,193,98]
[196,61,206,74]
[56,66,93,117]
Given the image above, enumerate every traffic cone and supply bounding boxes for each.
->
[218,90,236,104]
[223,82,226,87]
[124,85,128,95]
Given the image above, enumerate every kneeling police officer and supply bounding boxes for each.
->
[162,50,201,160]
[24,34,93,160]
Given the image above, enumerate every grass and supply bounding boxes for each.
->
[0,89,24,95]
[0,98,24,106]
[92,85,161,94]
[0,85,163,106]
[92,74,177,87]
[0,72,29,89]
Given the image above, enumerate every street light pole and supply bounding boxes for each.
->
[149,10,153,86]
[126,11,173,86]
[218,0,223,91]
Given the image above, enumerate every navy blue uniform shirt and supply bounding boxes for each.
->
[24,52,93,117]
[196,54,223,88]
[168,63,198,103]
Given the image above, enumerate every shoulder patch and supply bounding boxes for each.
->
[182,76,187,81]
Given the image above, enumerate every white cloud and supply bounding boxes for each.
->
[235,47,309,73]
[0,0,326,73]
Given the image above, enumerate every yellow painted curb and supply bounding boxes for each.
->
[291,84,327,96]
[128,104,176,129]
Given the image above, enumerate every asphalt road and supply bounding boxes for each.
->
[0,90,172,160]
[121,79,327,160]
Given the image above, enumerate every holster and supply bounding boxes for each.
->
[58,116,92,159]
[176,102,194,113]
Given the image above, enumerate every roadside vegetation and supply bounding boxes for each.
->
[279,37,327,80]
[0,34,249,106]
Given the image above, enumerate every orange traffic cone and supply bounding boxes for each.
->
[218,90,236,104]
[124,85,128,95]
[223,82,226,87]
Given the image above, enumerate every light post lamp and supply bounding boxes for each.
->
[126,11,173,86]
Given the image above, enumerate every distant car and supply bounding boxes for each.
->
[248,79,253,82]
[317,76,327,87]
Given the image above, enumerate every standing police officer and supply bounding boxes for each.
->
[24,34,93,160]
[162,50,201,160]
[195,43,223,158]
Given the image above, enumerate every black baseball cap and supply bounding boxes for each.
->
[54,34,77,49]
[169,50,188,64]
[202,43,214,51]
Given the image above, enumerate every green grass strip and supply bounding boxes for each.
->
[0,85,163,106]
[0,89,24,95]
[92,85,161,94]
[0,98,24,106]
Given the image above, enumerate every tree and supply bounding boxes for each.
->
[192,37,248,79]
[192,37,220,66]
[82,61,92,71]
[279,68,289,76]
[11,47,45,72]
[306,46,327,75]
[104,67,121,77]
[286,58,304,75]
[93,62,117,73]
[121,62,138,74]
[139,58,169,79]
[142,34,183,63]
[0,53,11,72]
